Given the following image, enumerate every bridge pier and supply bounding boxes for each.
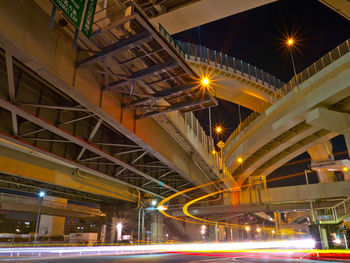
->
[308,141,335,183]
[150,212,163,243]
[101,205,118,244]
[38,197,66,237]
[309,224,329,249]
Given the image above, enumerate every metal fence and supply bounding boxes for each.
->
[314,197,350,223]
[176,40,285,91]
[224,38,350,150]
[179,111,233,180]
[157,23,284,91]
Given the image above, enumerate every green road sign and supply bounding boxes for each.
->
[51,0,97,38]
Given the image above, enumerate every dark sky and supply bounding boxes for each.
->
[173,0,350,186]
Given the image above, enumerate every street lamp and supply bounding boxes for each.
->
[245,226,251,232]
[116,223,122,241]
[151,200,157,206]
[286,37,299,91]
[201,77,210,87]
[34,190,46,244]
[237,157,243,164]
[215,126,222,134]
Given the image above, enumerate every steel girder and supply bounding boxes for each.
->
[0,49,199,200]
[76,2,217,119]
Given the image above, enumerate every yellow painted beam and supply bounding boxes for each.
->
[0,143,137,202]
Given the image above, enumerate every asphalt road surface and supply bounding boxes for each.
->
[0,253,343,263]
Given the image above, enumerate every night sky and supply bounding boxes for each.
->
[173,0,350,186]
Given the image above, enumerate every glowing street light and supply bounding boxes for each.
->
[215,126,222,134]
[272,230,275,234]
[256,227,261,233]
[287,38,294,46]
[117,222,123,241]
[34,190,46,244]
[245,226,251,232]
[237,157,243,164]
[38,191,46,198]
[285,36,299,91]
[151,200,157,206]
[201,77,210,87]
[212,149,216,155]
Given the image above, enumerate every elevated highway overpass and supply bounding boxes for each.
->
[0,193,104,218]
[0,0,349,220]
[170,178,350,216]
[0,0,283,204]
[223,38,350,186]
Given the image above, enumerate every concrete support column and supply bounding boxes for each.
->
[150,212,163,243]
[101,205,118,243]
[308,141,335,183]
[38,197,66,237]
[274,212,282,233]
[309,224,329,249]
[320,226,329,249]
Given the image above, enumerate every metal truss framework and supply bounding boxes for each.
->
[0,49,205,201]
[77,2,216,119]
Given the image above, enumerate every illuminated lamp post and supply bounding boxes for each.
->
[34,190,46,244]
[286,38,299,91]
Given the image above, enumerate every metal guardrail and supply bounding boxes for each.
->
[0,193,103,216]
[158,24,284,91]
[178,111,233,180]
[224,38,350,150]
[314,197,350,224]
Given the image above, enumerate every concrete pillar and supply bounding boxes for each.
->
[214,223,218,241]
[320,226,329,249]
[308,142,335,183]
[38,197,66,236]
[274,212,282,233]
[101,205,118,243]
[150,212,163,243]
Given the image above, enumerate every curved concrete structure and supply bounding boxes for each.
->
[176,40,284,113]
[223,39,350,186]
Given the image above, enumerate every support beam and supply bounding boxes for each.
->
[306,107,350,133]
[77,32,153,67]
[139,97,212,118]
[308,141,335,183]
[129,84,196,107]
[76,118,103,160]
[18,103,90,112]
[108,59,178,90]
[114,151,147,177]
[5,51,18,137]
[0,99,184,197]
[150,0,276,34]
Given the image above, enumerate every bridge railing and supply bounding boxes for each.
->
[224,38,350,151]
[314,197,350,223]
[174,40,285,91]
[177,111,233,180]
